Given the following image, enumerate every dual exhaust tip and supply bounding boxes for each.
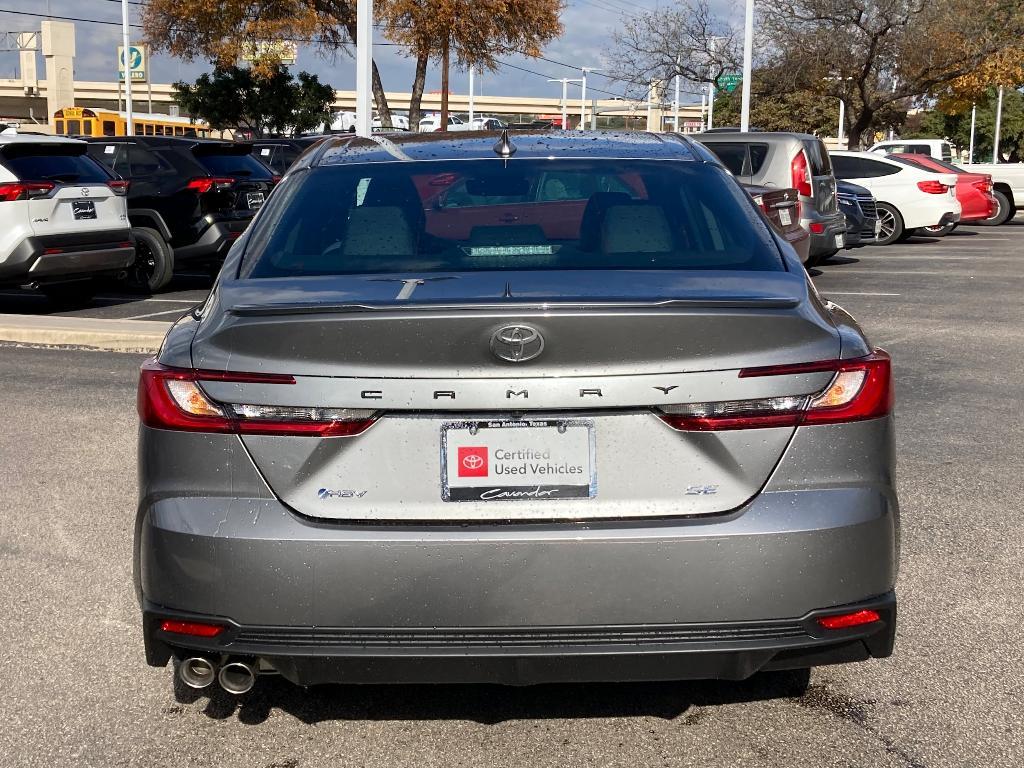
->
[180,657,256,695]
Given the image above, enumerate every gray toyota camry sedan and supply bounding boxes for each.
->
[135,131,897,695]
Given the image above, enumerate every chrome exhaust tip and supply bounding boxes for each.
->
[217,660,257,695]
[178,656,217,689]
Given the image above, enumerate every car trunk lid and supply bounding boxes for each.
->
[188,270,841,521]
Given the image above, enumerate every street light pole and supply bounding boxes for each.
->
[993,86,1004,164]
[120,0,133,135]
[707,82,716,130]
[355,0,373,137]
[968,103,976,164]
[673,68,680,132]
[739,0,753,132]
[580,67,599,129]
[549,78,574,130]
[837,98,845,147]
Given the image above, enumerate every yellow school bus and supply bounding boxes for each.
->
[52,107,212,138]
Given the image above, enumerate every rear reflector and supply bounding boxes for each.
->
[809,222,825,234]
[159,620,224,637]
[138,359,378,436]
[658,350,892,431]
[816,609,881,630]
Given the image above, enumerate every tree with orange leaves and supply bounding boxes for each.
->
[143,0,563,132]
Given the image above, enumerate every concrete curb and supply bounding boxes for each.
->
[0,314,171,354]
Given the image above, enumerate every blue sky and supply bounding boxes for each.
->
[0,0,714,105]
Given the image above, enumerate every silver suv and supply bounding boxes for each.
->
[694,132,846,266]
[0,134,133,303]
[136,131,897,695]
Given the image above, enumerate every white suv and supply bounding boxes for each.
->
[0,134,134,302]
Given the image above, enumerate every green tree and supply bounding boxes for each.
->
[173,65,335,137]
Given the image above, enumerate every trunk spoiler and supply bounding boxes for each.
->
[227,296,801,317]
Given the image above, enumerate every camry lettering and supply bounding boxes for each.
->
[506,389,529,399]
[433,391,456,400]
[654,385,679,394]
[360,390,383,399]
[579,388,603,397]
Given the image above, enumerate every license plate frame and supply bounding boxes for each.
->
[72,200,96,220]
[440,419,597,503]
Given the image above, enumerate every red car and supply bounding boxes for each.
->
[890,153,997,235]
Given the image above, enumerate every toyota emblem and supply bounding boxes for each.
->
[490,325,545,363]
[80,188,90,197]
[462,454,485,470]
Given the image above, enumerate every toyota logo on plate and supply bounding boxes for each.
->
[462,454,485,470]
[490,325,545,363]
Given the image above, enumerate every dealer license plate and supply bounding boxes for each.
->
[246,192,265,209]
[72,200,96,220]
[441,419,596,502]
[834,233,844,248]
[778,208,792,226]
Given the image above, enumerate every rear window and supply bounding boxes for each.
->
[193,148,274,180]
[1,144,111,183]
[704,143,746,175]
[241,159,784,278]
[802,139,832,175]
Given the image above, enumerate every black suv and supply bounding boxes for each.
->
[84,136,276,291]
[250,136,329,175]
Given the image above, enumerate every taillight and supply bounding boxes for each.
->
[790,151,812,197]
[138,359,378,437]
[972,178,993,194]
[0,181,55,202]
[107,179,130,195]
[917,180,948,194]
[657,350,892,431]
[270,174,282,184]
[186,177,234,194]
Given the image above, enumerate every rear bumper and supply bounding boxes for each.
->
[803,211,847,256]
[138,485,898,683]
[0,230,134,285]
[143,593,896,685]
[173,216,251,263]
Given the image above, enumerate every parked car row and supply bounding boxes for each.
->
[691,130,1010,266]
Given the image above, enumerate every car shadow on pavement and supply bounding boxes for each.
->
[174,670,811,725]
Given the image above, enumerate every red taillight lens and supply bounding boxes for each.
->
[917,179,948,194]
[790,151,812,197]
[816,609,881,630]
[138,359,378,437]
[0,181,55,202]
[657,350,892,431]
[107,179,130,195]
[270,174,282,184]
[186,177,234,194]
[809,222,825,234]
[159,620,224,637]
[972,178,993,194]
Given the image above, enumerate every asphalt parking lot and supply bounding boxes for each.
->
[0,221,1022,767]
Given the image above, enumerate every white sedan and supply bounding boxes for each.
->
[830,151,961,245]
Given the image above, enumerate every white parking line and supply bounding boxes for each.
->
[822,291,901,296]
[121,308,191,320]
[95,296,200,304]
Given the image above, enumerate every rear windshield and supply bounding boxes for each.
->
[1,145,111,183]
[802,139,832,175]
[241,159,784,278]
[193,149,274,180]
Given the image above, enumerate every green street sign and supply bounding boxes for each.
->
[717,73,741,93]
